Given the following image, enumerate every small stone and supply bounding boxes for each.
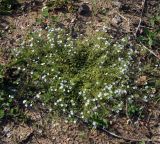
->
[120,4,130,12]
[78,4,91,16]
[3,126,10,133]
[5,25,9,30]
[112,1,122,8]
[112,15,122,26]
[6,132,12,138]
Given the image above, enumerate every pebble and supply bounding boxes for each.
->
[78,4,91,16]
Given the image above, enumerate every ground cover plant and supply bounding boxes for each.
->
[1,26,132,124]
[0,9,159,128]
[0,0,160,143]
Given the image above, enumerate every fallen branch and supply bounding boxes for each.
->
[99,126,160,143]
[72,114,160,143]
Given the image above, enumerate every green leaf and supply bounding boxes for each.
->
[42,7,49,17]
[36,18,43,25]
[148,37,153,47]
[0,109,4,119]
[150,19,155,27]
[155,80,160,89]
[155,15,160,22]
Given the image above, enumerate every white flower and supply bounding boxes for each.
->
[93,106,97,111]
[30,43,33,47]
[95,44,100,48]
[121,38,126,42]
[41,75,46,80]
[65,120,68,123]
[78,91,82,95]
[92,98,96,102]
[23,100,27,104]
[36,93,40,98]
[92,121,97,127]
[98,92,102,98]
[42,6,47,11]
[9,95,14,99]
[70,110,74,115]
[85,99,90,106]
[41,63,45,66]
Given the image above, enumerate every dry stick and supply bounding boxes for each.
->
[138,42,160,60]
[125,99,129,120]
[99,124,159,143]
[117,12,128,21]
[1,125,16,139]
[100,126,159,143]
[72,114,160,143]
[33,134,41,144]
[134,0,146,37]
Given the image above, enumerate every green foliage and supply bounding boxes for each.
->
[138,28,160,47]
[7,26,135,125]
[46,0,77,8]
[0,0,20,14]
[42,6,49,17]
[150,15,160,27]
[138,15,160,47]
[47,0,68,7]
[0,64,25,121]
[0,5,159,126]
[1,19,159,125]
[127,104,144,118]
[0,64,3,81]
[45,0,79,13]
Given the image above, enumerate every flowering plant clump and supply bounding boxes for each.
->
[0,22,159,126]
[6,26,133,125]
[0,1,159,124]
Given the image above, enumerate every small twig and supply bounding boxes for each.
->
[139,43,160,60]
[1,125,16,139]
[116,12,128,21]
[100,126,160,143]
[33,134,41,144]
[125,99,130,120]
[135,18,142,36]
[19,132,34,144]
[134,0,146,37]
[72,114,159,143]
